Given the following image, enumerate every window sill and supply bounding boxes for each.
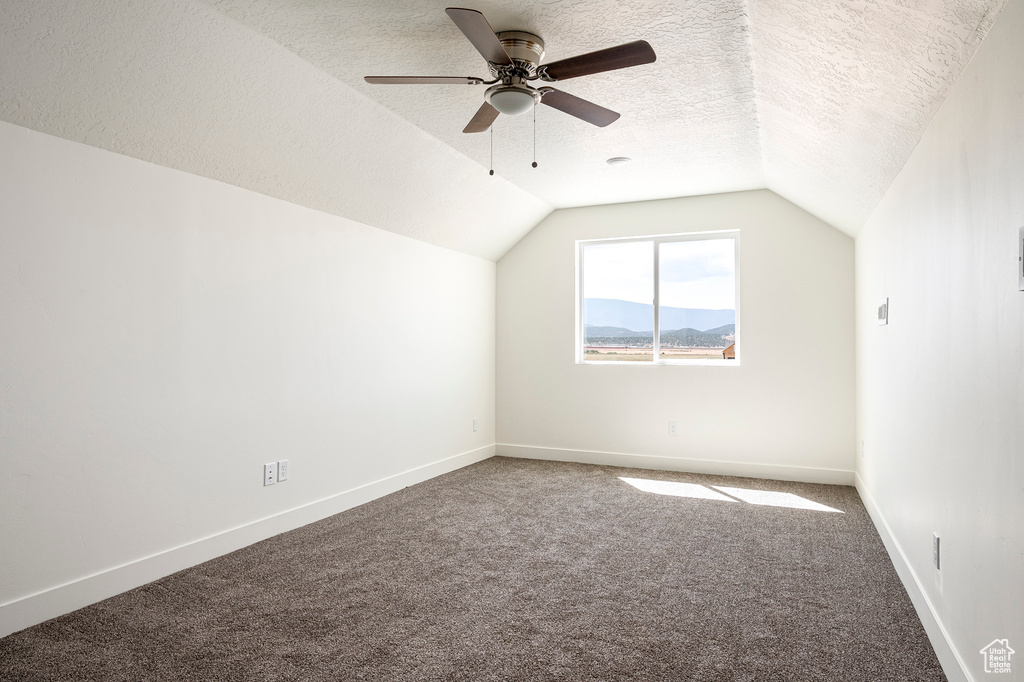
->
[578,359,741,367]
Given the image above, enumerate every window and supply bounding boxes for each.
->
[577,231,739,364]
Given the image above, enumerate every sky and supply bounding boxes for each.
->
[583,238,735,310]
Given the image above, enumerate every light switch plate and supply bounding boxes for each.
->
[877,298,888,325]
[1018,226,1023,291]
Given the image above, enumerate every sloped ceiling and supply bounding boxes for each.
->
[0,0,551,260]
[210,0,766,211]
[0,0,1008,260]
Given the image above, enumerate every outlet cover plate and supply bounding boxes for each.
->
[277,459,289,482]
[264,462,277,486]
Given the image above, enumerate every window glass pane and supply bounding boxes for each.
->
[582,241,653,362]
[658,238,736,361]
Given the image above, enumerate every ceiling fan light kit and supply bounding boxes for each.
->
[486,83,541,116]
[364,7,655,169]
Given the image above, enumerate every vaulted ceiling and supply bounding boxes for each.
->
[0,0,1007,260]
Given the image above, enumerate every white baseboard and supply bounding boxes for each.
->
[496,444,855,485]
[854,473,972,682]
[0,445,494,639]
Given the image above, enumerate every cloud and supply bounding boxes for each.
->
[659,239,735,283]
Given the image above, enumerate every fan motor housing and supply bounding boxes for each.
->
[489,31,545,76]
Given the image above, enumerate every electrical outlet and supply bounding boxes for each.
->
[859,440,865,458]
[933,533,940,570]
[277,459,289,482]
[473,418,478,432]
[668,420,678,435]
[264,462,277,487]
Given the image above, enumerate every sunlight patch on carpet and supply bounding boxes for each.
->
[711,486,844,513]
[619,477,844,513]
[618,477,737,502]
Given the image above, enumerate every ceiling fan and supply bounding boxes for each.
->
[364,7,656,133]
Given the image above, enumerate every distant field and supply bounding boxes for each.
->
[584,347,727,362]
[584,349,653,362]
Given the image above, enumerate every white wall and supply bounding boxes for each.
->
[496,190,855,483]
[0,121,495,636]
[854,0,1024,678]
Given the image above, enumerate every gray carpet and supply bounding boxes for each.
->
[1,457,944,681]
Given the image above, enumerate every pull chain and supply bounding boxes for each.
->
[532,104,538,168]
[489,125,494,176]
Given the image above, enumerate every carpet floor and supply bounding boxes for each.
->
[0,457,945,681]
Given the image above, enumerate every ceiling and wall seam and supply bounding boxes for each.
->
[741,0,770,195]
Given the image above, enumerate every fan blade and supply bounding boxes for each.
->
[541,40,656,81]
[445,8,512,65]
[364,76,484,85]
[540,89,620,127]
[463,101,500,133]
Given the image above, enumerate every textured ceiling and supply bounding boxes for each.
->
[210,0,766,210]
[749,0,1006,233]
[0,0,1009,258]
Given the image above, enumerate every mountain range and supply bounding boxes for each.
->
[584,298,734,332]
[585,324,735,338]
[584,324,734,348]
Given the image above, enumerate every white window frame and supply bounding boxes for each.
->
[576,230,740,366]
